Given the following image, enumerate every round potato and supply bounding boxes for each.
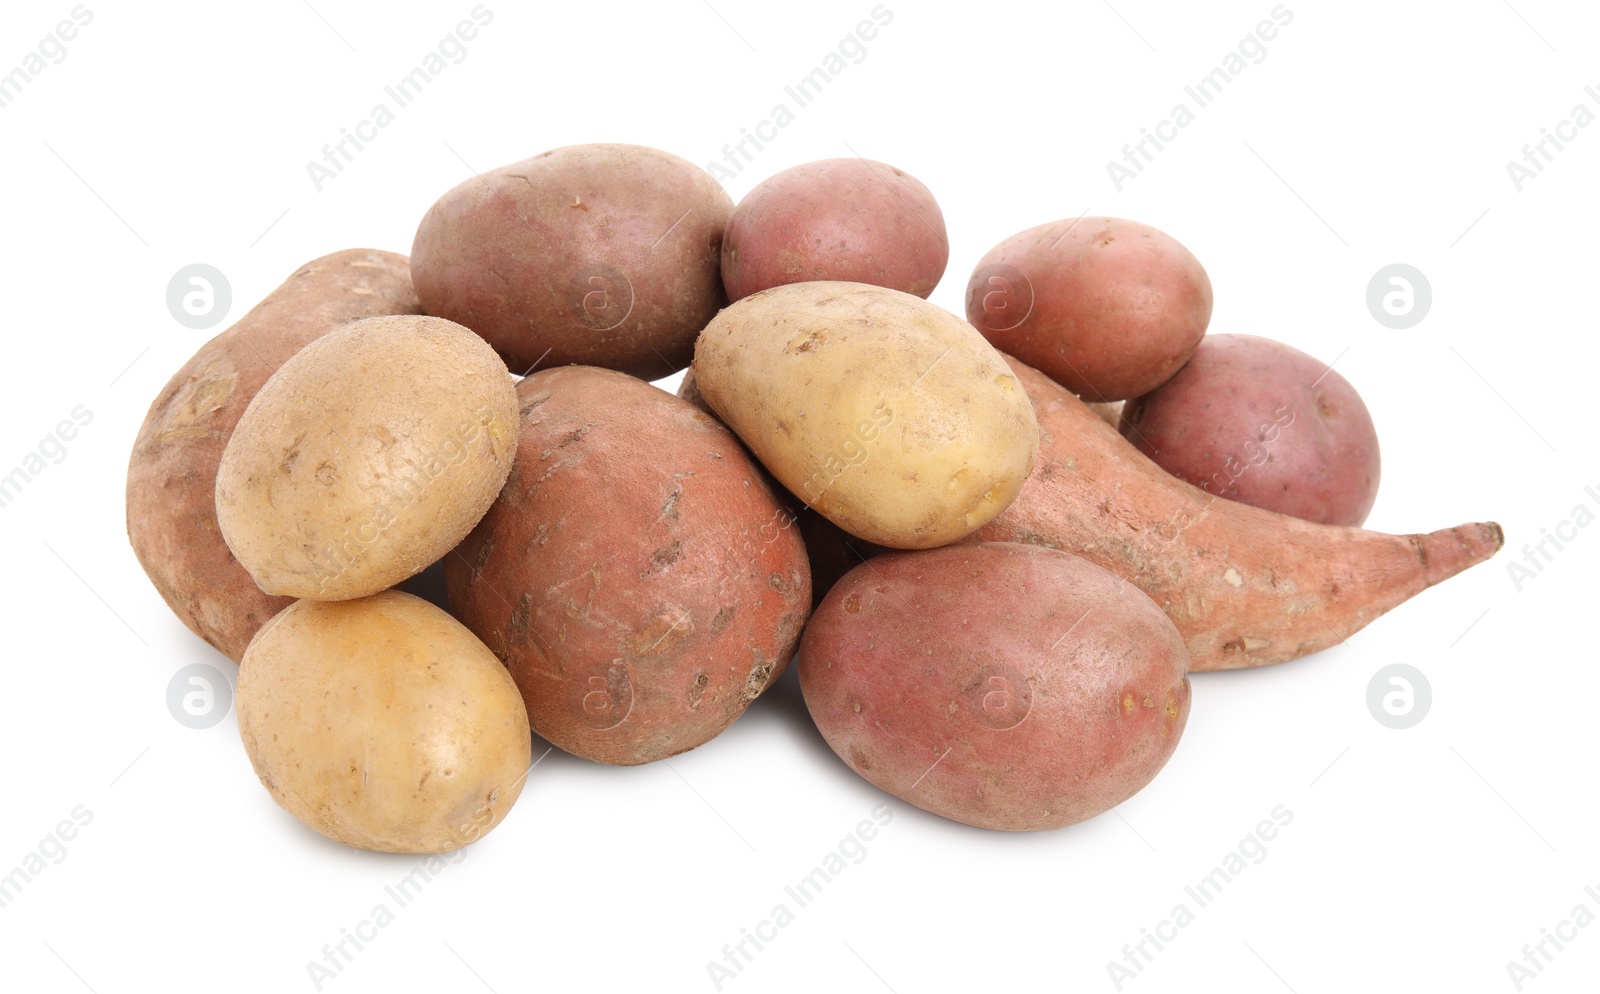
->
[965,217,1212,401]
[411,143,732,380]
[126,249,421,661]
[1120,334,1381,526]
[446,366,810,766]
[237,590,532,853]
[215,315,517,600]
[692,281,1039,549]
[721,157,948,302]
[800,542,1191,831]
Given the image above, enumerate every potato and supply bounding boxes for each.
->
[721,158,948,302]
[411,143,732,379]
[1120,334,1381,527]
[692,281,1039,549]
[237,591,531,853]
[445,366,810,766]
[799,542,1190,831]
[215,315,517,601]
[965,217,1212,401]
[126,249,421,661]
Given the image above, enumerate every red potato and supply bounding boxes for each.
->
[721,158,948,302]
[974,355,1503,671]
[411,143,732,380]
[126,250,422,661]
[965,217,1212,401]
[800,542,1190,832]
[1120,334,1381,527]
[446,366,810,765]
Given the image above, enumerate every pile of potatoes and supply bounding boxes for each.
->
[127,144,1504,847]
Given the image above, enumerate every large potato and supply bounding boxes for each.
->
[126,249,421,661]
[965,217,1212,401]
[215,315,517,600]
[1120,334,1381,526]
[237,591,531,853]
[720,157,948,302]
[800,542,1191,831]
[692,281,1039,549]
[411,143,732,379]
[445,366,810,766]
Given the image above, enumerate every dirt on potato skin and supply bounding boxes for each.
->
[126,249,422,662]
[974,355,1504,671]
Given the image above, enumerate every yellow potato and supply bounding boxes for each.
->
[692,281,1038,548]
[215,314,517,600]
[236,591,532,853]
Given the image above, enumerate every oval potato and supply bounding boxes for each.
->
[126,249,421,661]
[965,217,1212,401]
[692,281,1039,549]
[216,314,518,600]
[799,542,1191,831]
[446,366,810,766]
[237,590,532,853]
[411,143,732,380]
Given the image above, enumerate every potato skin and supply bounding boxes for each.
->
[1120,334,1381,527]
[445,366,810,766]
[411,143,732,380]
[692,281,1039,549]
[799,542,1190,831]
[126,249,421,661]
[965,217,1212,401]
[215,315,518,600]
[721,158,948,302]
[236,591,532,854]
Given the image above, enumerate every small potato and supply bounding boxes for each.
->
[721,158,948,302]
[965,217,1212,401]
[1120,334,1381,526]
[800,542,1191,831]
[692,281,1039,549]
[126,249,421,661]
[411,143,732,379]
[446,366,810,766]
[215,315,517,600]
[236,591,532,853]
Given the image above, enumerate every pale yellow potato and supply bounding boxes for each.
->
[692,281,1039,548]
[237,591,532,853]
[215,315,517,600]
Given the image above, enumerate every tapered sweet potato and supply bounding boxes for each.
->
[127,250,422,661]
[974,355,1503,670]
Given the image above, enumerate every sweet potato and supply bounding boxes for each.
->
[973,355,1503,670]
[445,366,810,765]
[126,250,422,661]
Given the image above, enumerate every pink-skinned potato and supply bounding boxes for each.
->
[411,143,732,380]
[799,542,1190,831]
[966,217,1212,401]
[721,158,948,302]
[1120,334,1381,527]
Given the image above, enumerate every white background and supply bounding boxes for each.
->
[1,1,1595,992]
